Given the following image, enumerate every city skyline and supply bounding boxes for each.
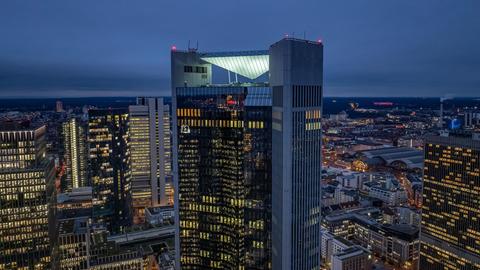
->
[1,0,480,97]
[2,2,480,269]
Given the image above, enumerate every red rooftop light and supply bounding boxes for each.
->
[171,45,177,51]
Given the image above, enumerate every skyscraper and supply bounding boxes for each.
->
[62,117,88,191]
[172,47,273,269]
[56,100,64,113]
[270,39,323,270]
[420,133,480,269]
[128,97,172,223]
[0,124,55,269]
[88,109,131,233]
[172,38,322,270]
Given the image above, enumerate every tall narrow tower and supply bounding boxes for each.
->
[62,117,88,191]
[129,97,172,223]
[270,38,324,270]
[88,109,131,233]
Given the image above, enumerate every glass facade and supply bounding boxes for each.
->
[88,109,131,233]
[175,86,271,269]
[0,126,55,269]
[420,135,480,269]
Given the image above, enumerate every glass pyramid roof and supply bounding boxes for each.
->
[200,50,269,80]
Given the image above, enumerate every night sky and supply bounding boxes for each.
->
[1,0,480,97]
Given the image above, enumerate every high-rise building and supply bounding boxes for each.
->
[172,38,322,270]
[0,124,55,269]
[56,100,64,113]
[172,49,273,269]
[270,39,323,270]
[128,97,172,224]
[420,133,480,269]
[88,109,131,233]
[62,117,88,191]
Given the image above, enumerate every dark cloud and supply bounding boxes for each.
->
[1,0,479,97]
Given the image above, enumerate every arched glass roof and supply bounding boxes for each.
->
[200,50,269,80]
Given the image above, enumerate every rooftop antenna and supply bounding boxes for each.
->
[188,40,198,52]
[303,31,306,40]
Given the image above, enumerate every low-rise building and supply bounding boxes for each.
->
[336,173,363,189]
[368,185,407,206]
[353,220,419,269]
[331,245,372,270]
[145,206,174,226]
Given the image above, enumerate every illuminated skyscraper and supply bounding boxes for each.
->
[62,117,88,191]
[270,39,323,270]
[172,38,322,270]
[88,109,131,233]
[172,46,273,269]
[128,97,172,224]
[420,133,480,269]
[0,124,55,269]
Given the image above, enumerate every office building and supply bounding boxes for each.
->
[128,97,172,224]
[270,38,323,270]
[55,217,90,269]
[172,46,274,269]
[331,246,372,270]
[420,133,480,269]
[62,117,88,191]
[172,38,322,270]
[0,124,55,269]
[88,109,131,233]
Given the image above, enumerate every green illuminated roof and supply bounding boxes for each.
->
[201,50,269,80]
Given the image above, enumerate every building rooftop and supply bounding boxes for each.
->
[58,217,89,235]
[359,147,423,170]
[427,133,480,149]
[57,187,93,203]
[200,50,269,80]
[333,245,370,260]
[244,87,271,107]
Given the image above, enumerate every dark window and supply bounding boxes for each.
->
[292,85,322,107]
[273,86,283,107]
[184,66,193,73]
[195,66,207,73]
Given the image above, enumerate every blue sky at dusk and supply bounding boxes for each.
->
[1,0,479,97]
